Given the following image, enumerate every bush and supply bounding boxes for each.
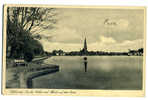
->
[24,51,34,62]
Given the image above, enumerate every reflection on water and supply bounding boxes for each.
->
[83,57,87,72]
[33,56,143,90]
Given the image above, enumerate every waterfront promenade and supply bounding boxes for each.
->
[6,56,59,88]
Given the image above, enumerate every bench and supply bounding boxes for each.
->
[14,59,28,67]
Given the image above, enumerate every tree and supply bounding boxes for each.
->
[6,6,57,58]
[52,50,57,56]
[31,39,44,55]
[138,48,143,53]
[7,7,57,33]
[24,51,34,62]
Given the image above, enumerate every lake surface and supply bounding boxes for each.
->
[32,56,143,90]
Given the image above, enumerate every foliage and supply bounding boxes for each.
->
[6,7,57,60]
[24,50,34,62]
[138,48,143,53]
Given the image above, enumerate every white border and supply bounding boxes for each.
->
[0,0,148,100]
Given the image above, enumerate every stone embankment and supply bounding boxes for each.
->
[20,64,59,88]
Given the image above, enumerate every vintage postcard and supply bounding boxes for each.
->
[2,5,146,96]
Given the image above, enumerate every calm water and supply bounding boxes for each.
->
[32,56,143,90]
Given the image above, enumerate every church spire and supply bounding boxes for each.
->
[84,37,87,54]
[84,38,87,50]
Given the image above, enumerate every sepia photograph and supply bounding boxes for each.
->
[2,5,146,96]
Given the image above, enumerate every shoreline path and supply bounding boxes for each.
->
[6,56,59,88]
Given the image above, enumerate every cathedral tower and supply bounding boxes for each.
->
[83,38,87,54]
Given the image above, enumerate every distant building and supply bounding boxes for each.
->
[84,38,88,54]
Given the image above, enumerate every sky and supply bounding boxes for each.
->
[38,8,145,52]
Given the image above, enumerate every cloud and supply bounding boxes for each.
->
[100,36,116,44]
[51,27,81,43]
[40,39,82,52]
[87,39,143,52]
[118,19,129,29]
[40,37,143,52]
[38,8,144,52]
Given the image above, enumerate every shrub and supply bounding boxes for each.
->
[24,51,34,62]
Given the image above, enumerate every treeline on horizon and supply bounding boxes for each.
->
[45,48,144,56]
[6,7,57,62]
